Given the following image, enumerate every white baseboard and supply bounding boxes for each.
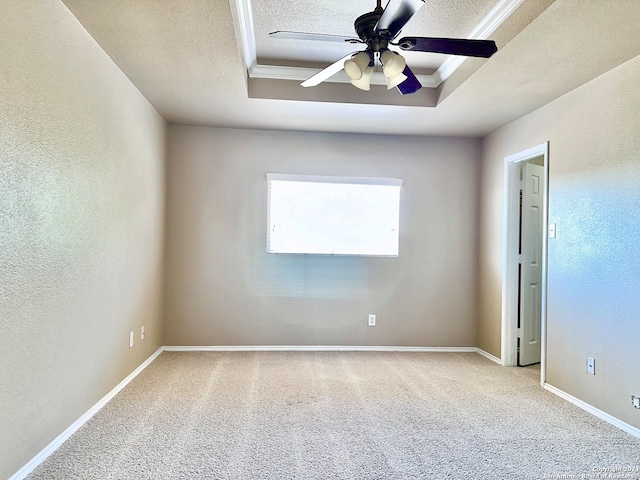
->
[162,345,479,353]
[544,383,640,440]
[9,347,164,480]
[476,348,503,365]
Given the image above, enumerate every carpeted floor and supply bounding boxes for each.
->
[28,352,640,479]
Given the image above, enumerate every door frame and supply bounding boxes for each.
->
[501,142,549,384]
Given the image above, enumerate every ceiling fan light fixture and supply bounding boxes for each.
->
[344,52,371,80]
[350,66,374,91]
[386,72,408,90]
[380,50,406,78]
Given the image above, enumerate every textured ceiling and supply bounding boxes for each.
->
[253,0,498,72]
[60,0,640,137]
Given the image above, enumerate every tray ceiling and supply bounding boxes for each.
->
[243,0,525,97]
[59,0,640,136]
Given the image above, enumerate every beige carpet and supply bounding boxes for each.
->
[28,352,640,479]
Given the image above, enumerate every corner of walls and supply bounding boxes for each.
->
[476,135,503,359]
[472,138,484,351]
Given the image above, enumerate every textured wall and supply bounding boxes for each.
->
[0,2,166,478]
[165,127,480,347]
[478,57,640,428]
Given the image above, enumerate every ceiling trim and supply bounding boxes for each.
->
[437,0,524,82]
[251,64,440,88]
[234,0,256,71]
[233,0,523,88]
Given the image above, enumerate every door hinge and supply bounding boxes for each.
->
[518,254,522,264]
[517,328,522,338]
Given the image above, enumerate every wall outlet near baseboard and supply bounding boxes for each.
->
[368,314,376,327]
[587,357,595,375]
[129,331,134,348]
[632,395,640,409]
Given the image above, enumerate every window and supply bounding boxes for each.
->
[267,173,402,256]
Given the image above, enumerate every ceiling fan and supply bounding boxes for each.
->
[269,0,498,95]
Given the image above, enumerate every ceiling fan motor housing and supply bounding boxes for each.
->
[354,7,390,55]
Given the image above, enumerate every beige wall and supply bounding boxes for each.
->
[0,2,166,478]
[479,56,640,428]
[165,127,480,347]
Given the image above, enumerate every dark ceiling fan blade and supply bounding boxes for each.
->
[270,31,362,44]
[374,0,425,39]
[396,37,498,58]
[396,65,422,95]
[301,52,359,87]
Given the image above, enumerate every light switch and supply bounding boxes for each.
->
[587,357,595,375]
[549,223,557,239]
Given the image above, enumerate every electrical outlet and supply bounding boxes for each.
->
[129,331,134,348]
[587,357,595,375]
[368,314,376,327]
[632,395,640,409]
[141,326,145,341]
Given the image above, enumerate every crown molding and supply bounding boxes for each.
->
[436,0,524,82]
[233,0,256,71]
[232,0,523,89]
[250,63,440,88]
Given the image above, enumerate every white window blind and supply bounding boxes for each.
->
[266,173,402,256]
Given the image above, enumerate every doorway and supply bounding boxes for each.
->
[501,143,549,384]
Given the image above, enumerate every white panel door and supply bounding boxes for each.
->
[519,162,544,366]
